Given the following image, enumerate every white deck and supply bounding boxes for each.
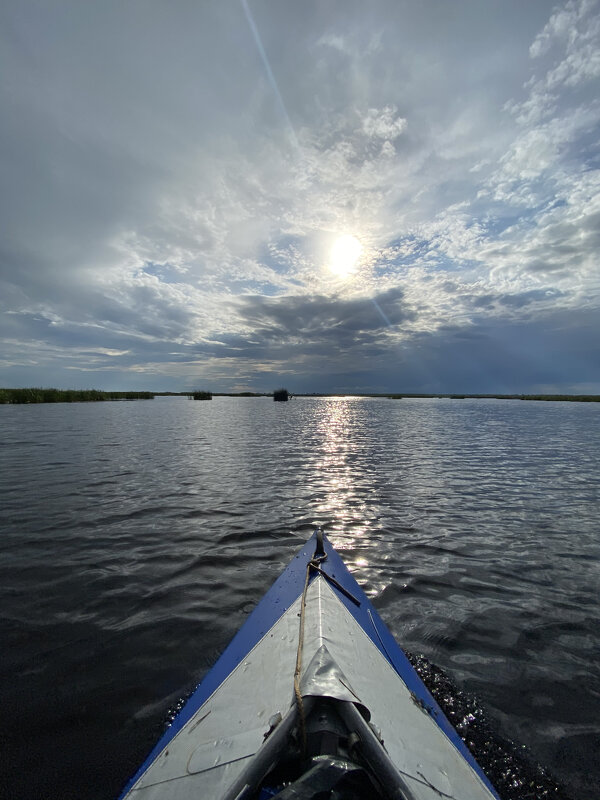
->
[123,576,497,799]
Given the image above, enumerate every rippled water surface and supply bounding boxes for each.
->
[1,396,598,798]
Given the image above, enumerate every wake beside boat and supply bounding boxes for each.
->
[118,530,500,799]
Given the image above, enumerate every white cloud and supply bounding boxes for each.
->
[316,34,349,53]
[529,0,597,59]
[362,106,407,140]
[513,0,600,125]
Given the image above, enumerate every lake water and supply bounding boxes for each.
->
[1,396,598,798]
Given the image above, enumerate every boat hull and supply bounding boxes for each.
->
[119,532,500,799]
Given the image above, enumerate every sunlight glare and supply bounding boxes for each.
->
[329,234,362,277]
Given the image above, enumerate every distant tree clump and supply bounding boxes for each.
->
[273,388,289,401]
[192,391,212,400]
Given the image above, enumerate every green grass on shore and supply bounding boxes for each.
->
[0,388,154,404]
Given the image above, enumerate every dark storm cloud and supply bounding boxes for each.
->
[398,307,600,395]
[238,288,414,340]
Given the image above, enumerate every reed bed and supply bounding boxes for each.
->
[0,388,154,404]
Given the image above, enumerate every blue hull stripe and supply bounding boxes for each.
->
[118,536,316,798]
[312,534,500,799]
[118,532,500,799]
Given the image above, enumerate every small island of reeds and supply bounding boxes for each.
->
[273,388,289,402]
[191,391,212,400]
[0,388,154,404]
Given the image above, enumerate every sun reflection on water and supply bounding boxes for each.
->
[308,397,389,598]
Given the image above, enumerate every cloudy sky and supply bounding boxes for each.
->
[1,0,599,393]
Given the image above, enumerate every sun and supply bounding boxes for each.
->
[329,234,362,277]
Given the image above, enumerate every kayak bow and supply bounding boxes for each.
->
[119,530,500,800]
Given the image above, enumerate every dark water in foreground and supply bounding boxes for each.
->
[1,396,598,799]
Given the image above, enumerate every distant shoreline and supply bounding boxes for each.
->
[1,388,599,404]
